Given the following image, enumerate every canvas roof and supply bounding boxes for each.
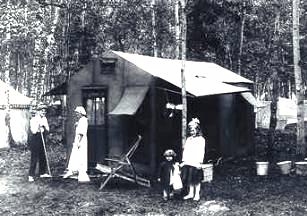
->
[0,80,32,106]
[112,51,252,97]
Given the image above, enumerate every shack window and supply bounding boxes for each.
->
[86,97,106,126]
[82,88,107,126]
[100,58,116,74]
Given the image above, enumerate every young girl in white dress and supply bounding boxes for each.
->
[181,118,206,201]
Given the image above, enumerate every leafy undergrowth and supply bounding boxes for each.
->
[1,131,307,215]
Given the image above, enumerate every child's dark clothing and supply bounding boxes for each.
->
[158,160,175,199]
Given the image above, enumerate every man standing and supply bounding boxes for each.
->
[28,103,50,182]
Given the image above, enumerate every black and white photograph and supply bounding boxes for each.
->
[1,0,307,215]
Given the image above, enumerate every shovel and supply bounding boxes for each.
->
[40,131,52,177]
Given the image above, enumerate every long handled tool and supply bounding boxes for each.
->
[40,131,52,176]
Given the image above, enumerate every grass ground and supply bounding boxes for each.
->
[1,139,307,215]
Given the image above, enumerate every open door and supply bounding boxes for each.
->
[82,87,108,168]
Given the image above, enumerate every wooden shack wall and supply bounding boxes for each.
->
[153,92,255,164]
[66,53,152,165]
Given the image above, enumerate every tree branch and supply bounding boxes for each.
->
[35,0,67,9]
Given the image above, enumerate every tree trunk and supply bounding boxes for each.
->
[267,70,279,161]
[31,39,41,101]
[267,4,281,162]
[151,0,158,57]
[180,0,187,149]
[64,1,71,80]
[175,0,180,59]
[292,0,305,158]
[3,0,12,148]
[150,0,157,179]
[237,2,246,75]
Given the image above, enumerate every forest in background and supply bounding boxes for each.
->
[0,0,307,103]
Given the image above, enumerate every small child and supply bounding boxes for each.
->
[157,149,181,201]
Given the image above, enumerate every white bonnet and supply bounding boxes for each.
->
[74,106,86,115]
[188,118,200,128]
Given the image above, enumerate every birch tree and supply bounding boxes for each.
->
[292,0,305,158]
[174,0,180,59]
[4,0,12,147]
[237,1,247,75]
[151,0,158,57]
[267,1,281,161]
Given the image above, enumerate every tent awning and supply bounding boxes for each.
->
[240,92,266,108]
[112,51,251,97]
[187,77,249,97]
[241,92,258,106]
[112,51,253,84]
[109,86,149,115]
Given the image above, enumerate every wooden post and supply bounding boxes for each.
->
[180,0,187,149]
[150,78,156,178]
[150,0,157,178]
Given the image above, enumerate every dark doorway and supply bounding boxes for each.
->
[82,86,108,168]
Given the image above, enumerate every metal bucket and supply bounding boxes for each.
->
[256,162,269,176]
[276,161,292,175]
[295,161,307,176]
[201,163,213,182]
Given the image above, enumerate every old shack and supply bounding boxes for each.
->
[47,51,255,176]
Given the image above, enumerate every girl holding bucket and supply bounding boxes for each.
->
[180,118,206,201]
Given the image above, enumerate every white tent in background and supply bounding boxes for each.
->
[0,80,32,148]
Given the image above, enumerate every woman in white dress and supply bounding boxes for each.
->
[63,106,90,182]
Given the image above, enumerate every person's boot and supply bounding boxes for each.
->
[183,185,194,200]
[193,183,201,201]
[63,170,74,179]
[40,173,52,178]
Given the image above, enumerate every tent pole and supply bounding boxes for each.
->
[180,0,187,149]
[149,77,156,179]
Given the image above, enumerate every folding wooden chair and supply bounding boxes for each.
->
[95,135,151,190]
